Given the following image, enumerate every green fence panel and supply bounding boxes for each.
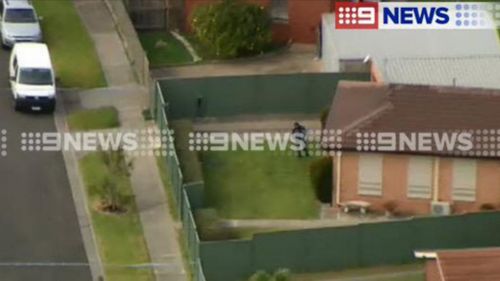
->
[200,240,253,281]
[358,220,414,267]
[159,73,370,120]
[463,212,500,247]
[303,226,360,272]
[253,230,308,272]
[185,181,205,210]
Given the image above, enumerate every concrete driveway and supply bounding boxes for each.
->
[0,49,91,280]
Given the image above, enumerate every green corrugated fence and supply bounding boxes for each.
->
[157,73,371,120]
[153,74,500,281]
[155,83,205,281]
[200,212,500,281]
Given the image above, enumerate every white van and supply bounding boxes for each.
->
[9,43,55,112]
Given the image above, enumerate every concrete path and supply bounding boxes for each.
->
[193,115,321,132]
[74,0,136,86]
[152,44,321,79]
[63,87,188,281]
[70,1,188,280]
[221,214,390,230]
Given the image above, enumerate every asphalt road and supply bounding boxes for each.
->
[0,49,91,280]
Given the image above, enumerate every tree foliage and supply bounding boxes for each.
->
[191,0,272,58]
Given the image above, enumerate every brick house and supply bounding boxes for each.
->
[415,248,500,281]
[184,0,335,43]
[324,81,500,215]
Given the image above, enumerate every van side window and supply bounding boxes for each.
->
[13,57,17,78]
[0,3,4,17]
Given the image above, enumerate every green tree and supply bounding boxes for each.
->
[192,0,272,58]
[94,148,133,212]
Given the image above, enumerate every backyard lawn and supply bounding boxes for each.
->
[202,149,320,219]
[139,31,193,67]
[33,0,106,88]
[80,152,154,281]
[293,264,425,281]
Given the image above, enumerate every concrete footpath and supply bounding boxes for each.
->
[65,1,188,281]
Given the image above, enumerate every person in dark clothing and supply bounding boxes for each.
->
[292,122,309,157]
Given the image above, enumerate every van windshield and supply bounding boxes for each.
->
[5,8,36,23]
[19,68,53,85]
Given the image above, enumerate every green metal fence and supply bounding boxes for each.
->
[200,212,500,281]
[154,74,500,281]
[155,83,206,281]
[157,73,371,120]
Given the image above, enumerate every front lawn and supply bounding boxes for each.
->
[80,152,154,281]
[202,149,320,219]
[139,31,193,67]
[33,0,106,88]
[68,107,120,131]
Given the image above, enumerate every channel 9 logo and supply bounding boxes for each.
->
[334,2,497,30]
[335,2,378,29]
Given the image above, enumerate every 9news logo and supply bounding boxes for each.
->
[334,2,495,30]
[335,2,378,29]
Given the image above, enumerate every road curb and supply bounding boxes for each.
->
[53,97,106,281]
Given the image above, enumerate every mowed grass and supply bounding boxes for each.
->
[202,149,320,219]
[293,264,425,281]
[68,107,120,131]
[139,31,193,67]
[80,153,154,281]
[33,0,106,88]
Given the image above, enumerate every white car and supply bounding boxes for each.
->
[9,43,55,112]
[0,0,42,47]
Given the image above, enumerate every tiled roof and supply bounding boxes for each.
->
[324,81,500,158]
[437,248,500,281]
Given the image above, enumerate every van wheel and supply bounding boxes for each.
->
[45,103,56,113]
[12,99,20,111]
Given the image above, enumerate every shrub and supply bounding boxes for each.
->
[92,148,133,213]
[480,203,496,211]
[249,271,272,281]
[383,200,398,215]
[194,208,239,241]
[171,120,204,183]
[191,0,272,58]
[309,157,333,203]
[273,268,291,281]
[248,269,291,281]
[320,107,330,129]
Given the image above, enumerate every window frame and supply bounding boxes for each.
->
[358,153,383,196]
[407,156,433,199]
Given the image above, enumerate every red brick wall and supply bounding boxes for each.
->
[183,0,332,44]
[426,260,441,281]
[335,152,500,215]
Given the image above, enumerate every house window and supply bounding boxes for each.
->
[452,159,477,202]
[271,0,288,22]
[358,154,383,196]
[407,157,433,199]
